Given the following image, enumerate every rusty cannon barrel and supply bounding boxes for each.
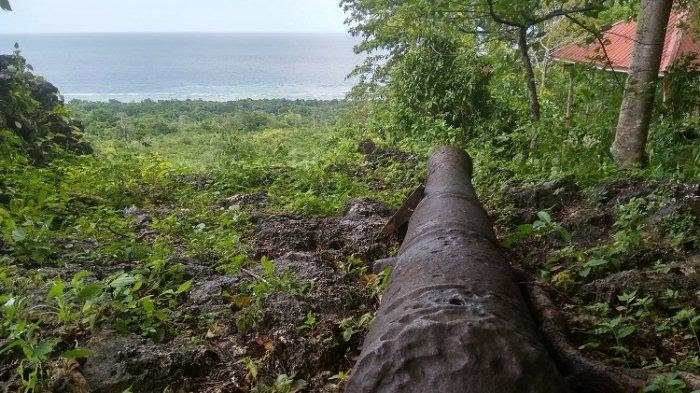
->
[346,147,567,393]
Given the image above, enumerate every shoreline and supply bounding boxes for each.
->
[66,97,349,104]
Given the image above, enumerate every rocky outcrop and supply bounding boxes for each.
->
[252,197,393,263]
[0,52,91,160]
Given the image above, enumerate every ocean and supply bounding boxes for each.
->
[0,33,362,102]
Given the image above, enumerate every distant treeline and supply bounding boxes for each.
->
[69,99,348,140]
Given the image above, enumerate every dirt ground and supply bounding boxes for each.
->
[498,178,699,370]
[43,198,397,393]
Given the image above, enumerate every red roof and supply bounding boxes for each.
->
[551,12,700,74]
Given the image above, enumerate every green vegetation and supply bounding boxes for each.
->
[0,51,417,390]
[1,0,699,391]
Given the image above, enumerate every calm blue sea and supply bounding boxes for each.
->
[0,33,361,102]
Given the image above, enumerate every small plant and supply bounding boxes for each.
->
[17,339,56,391]
[297,312,318,331]
[583,300,639,364]
[550,270,575,290]
[609,197,649,254]
[613,291,653,319]
[46,271,104,327]
[641,373,688,393]
[271,374,307,393]
[328,370,349,386]
[503,211,571,247]
[107,263,193,341]
[672,308,700,352]
[338,312,373,342]
[241,356,264,383]
[0,295,58,392]
[584,302,610,317]
[343,255,367,277]
[250,373,307,393]
[654,261,672,274]
[234,257,312,334]
[579,258,611,278]
[356,266,392,298]
[662,289,679,300]
[532,211,572,243]
[661,212,698,251]
[614,197,647,231]
[217,253,249,275]
[235,302,264,335]
[593,316,636,362]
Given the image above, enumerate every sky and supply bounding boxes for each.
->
[0,0,349,33]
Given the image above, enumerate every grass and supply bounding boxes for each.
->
[0,102,420,391]
[1,97,697,391]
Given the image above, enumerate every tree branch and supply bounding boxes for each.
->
[531,2,607,25]
[485,0,523,27]
[564,14,625,90]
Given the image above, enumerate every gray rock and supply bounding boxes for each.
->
[82,330,218,393]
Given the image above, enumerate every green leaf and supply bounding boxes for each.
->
[674,308,695,321]
[60,348,93,359]
[11,228,26,242]
[556,227,572,243]
[32,340,55,361]
[175,279,193,295]
[536,211,551,223]
[617,324,636,338]
[77,284,103,301]
[47,280,66,300]
[110,274,139,289]
[141,296,155,313]
[617,291,637,303]
[342,328,354,342]
[71,271,93,285]
[606,317,621,328]
[0,0,10,11]
[2,296,16,308]
[357,312,373,326]
[579,267,591,278]
[516,224,534,236]
[261,257,275,275]
[585,259,608,268]
[0,339,22,356]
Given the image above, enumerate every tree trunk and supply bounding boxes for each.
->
[540,46,551,89]
[346,147,568,393]
[611,0,673,167]
[566,67,575,127]
[518,27,541,150]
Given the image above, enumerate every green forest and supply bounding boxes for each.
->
[1,0,699,392]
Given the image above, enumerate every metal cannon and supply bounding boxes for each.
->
[346,147,567,393]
